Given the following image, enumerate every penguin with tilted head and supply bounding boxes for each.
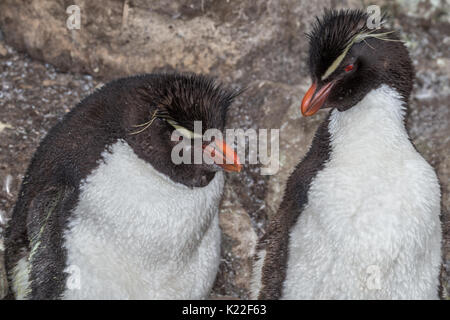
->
[5,73,242,299]
[252,9,442,299]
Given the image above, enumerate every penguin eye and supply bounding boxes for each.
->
[344,64,354,72]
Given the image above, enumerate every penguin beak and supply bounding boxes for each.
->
[301,81,335,116]
[203,138,242,173]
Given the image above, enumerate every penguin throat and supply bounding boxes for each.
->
[328,85,410,157]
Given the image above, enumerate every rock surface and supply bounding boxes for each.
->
[0,0,449,299]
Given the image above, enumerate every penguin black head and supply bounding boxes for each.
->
[301,9,414,116]
[124,73,241,188]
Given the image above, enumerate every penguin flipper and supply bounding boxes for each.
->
[255,115,332,300]
[9,183,78,300]
[254,210,292,300]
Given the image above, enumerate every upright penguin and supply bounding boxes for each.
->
[4,73,241,299]
[252,9,442,299]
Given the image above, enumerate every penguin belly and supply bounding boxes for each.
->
[61,140,224,299]
[282,87,442,300]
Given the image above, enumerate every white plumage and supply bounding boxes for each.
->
[62,140,224,299]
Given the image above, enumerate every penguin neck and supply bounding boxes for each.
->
[327,85,412,162]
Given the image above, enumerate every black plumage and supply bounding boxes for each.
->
[307,9,371,80]
[306,9,413,112]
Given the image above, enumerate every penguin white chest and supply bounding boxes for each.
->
[283,87,442,299]
[62,140,224,299]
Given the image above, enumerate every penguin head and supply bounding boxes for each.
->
[301,9,413,116]
[126,73,241,187]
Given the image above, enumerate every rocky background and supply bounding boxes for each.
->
[0,0,448,299]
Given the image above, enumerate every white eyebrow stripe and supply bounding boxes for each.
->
[321,30,397,81]
[321,41,354,80]
[167,119,203,139]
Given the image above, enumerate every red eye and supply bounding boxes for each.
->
[345,64,354,72]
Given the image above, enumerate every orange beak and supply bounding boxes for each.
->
[203,138,242,173]
[301,81,335,117]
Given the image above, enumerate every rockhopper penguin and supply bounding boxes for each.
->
[252,9,442,299]
[4,73,241,299]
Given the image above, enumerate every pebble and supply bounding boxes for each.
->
[0,43,7,57]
